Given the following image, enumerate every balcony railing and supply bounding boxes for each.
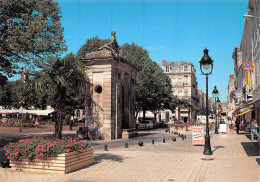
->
[177,96,198,102]
[172,82,189,86]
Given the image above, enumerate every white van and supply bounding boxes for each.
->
[138,120,154,130]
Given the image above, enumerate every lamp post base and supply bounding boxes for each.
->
[215,125,219,134]
[203,135,213,155]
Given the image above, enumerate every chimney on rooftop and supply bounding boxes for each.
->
[162,60,166,66]
[230,75,234,80]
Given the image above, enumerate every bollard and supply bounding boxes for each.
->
[104,145,108,151]
[138,141,143,146]
[172,137,176,142]
[163,138,166,143]
[1,159,10,168]
[152,139,154,144]
[184,135,187,139]
[181,135,184,140]
[125,143,128,148]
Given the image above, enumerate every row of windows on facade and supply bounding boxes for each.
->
[173,90,189,97]
[165,65,190,72]
[171,75,189,83]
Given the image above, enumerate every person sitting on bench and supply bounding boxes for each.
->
[249,119,260,141]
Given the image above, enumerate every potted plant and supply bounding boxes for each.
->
[4,136,94,174]
[169,122,188,132]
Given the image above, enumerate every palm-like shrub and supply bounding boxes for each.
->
[29,53,88,139]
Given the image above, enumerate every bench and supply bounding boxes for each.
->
[122,129,138,139]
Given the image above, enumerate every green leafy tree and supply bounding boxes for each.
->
[0,0,66,84]
[121,43,176,119]
[0,80,23,109]
[29,53,87,139]
[76,36,110,59]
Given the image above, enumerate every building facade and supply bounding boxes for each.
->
[197,90,205,112]
[232,0,260,125]
[227,74,236,117]
[161,60,198,122]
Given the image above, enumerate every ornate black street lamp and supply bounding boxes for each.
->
[218,101,222,124]
[212,86,219,134]
[217,97,220,127]
[199,48,213,155]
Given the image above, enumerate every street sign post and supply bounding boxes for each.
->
[245,70,249,86]
[243,61,254,70]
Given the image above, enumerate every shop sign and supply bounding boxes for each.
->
[243,61,253,70]
[245,70,249,86]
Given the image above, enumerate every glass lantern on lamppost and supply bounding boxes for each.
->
[212,86,219,134]
[199,48,214,155]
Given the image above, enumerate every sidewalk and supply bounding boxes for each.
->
[0,128,259,182]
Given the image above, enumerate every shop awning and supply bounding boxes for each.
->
[232,105,241,114]
[235,109,253,117]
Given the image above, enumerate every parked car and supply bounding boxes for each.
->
[153,122,159,128]
[138,120,154,130]
[158,122,167,128]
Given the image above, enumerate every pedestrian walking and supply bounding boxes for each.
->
[35,115,39,128]
[209,122,214,134]
[69,116,74,131]
[229,120,234,132]
[235,117,240,134]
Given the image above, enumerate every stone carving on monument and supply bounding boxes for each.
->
[81,31,139,140]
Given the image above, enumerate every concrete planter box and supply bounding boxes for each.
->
[10,148,94,174]
[170,127,187,133]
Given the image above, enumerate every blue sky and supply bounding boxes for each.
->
[57,0,248,101]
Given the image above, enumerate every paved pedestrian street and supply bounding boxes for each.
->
[0,129,259,182]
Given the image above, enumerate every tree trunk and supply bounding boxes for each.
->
[178,106,180,122]
[154,112,157,121]
[53,85,67,139]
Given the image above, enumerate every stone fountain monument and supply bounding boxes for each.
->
[81,31,139,140]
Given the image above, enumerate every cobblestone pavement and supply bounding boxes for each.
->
[0,128,259,182]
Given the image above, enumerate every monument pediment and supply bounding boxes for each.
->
[82,31,139,71]
[84,45,121,60]
[84,31,124,60]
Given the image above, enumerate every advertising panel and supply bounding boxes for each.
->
[219,124,227,133]
[245,70,249,86]
[192,126,204,145]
